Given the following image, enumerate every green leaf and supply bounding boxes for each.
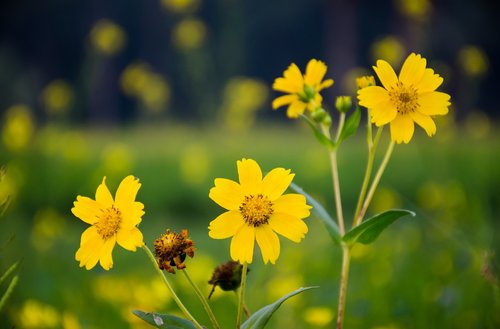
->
[289,182,341,244]
[241,286,317,329]
[0,275,18,312]
[132,310,198,329]
[338,107,361,143]
[342,209,415,245]
[300,115,336,149]
[0,261,19,286]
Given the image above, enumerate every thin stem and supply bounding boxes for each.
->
[142,245,203,329]
[358,140,396,221]
[233,291,251,318]
[334,112,346,142]
[236,262,248,329]
[182,269,220,329]
[336,246,351,329]
[352,126,384,227]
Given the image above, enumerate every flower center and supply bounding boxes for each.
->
[239,194,273,227]
[389,82,419,114]
[95,206,121,239]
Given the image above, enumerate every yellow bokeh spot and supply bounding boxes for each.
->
[161,0,201,14]
[61,131,89,162]
[31,208,66,252]
[62,312,81,329]
[350,243,373,260]
[370,186,402,215]
[221,77,269,131]
[172,17,207,50]
[371,36,405,67]
[89,19,126,56]
[17,299,60,328]
[101,143,134,174]
[267,273,304,303]
[303,306,334,327]
[464,110,491,139]
[395,0,431,20]
[2,104,35,151]
[180,144,210,185]
[40,80,73,115]
[416,181,443,211]
[458,45,489,77]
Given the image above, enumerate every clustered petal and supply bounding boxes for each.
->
[272,59,334,118]
[154,229,195,274]
[358,53,451,144]
[208,158,311,264]
[72,175,144,270]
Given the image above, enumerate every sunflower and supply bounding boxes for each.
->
[357,53,451,143]
[272,59,334,118]
[208,158,311,264]
[71,175,144,270]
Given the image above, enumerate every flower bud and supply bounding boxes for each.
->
[335,96,352,113]
[208,261,249,299]
[311,107,327,123]
[356,76,376,89]
[154,229,195,274]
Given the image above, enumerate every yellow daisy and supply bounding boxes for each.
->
[208,158,311,264]
[357,53,451,143]
[72,175,145,270]
[272,59,334,118]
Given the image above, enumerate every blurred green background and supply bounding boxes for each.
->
[1,0,499,328]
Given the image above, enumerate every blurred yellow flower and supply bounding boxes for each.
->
[161,0,201,14]
[396,0,431,20]
[71,175,144,270]
[40,80,73,115]
[208,158,310,264]
[272,59,334,118]
[371,36,405,67]
[458,45,489,77]
[17,299,59,328]
[2,104,35,151]
[358,53,451,143]
[172,18,207,50]
[89,19,126,56]
[303,306,334,327]
[356,75,376,89]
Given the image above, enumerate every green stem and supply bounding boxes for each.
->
[336,246,351,329]
[142,245,203,329]
[352,126,384,227]
[358,140,396,221]
[236,262,248,329]
[334,112,346,142]
[182,269,221,329]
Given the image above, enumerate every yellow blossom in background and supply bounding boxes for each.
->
[180,143,210,185]
[370,186,402,215]
[395,0,431,20]
[303,306,334,327]
[172,17,207,50]
[102,143,134,175]
[71,175,144,270]
[221,77,269,131]
[2,104,35,151]
[31,208,66,252]
[16,299,60,328]
[358,53,451,143]
[161,0,201,14]
[371,36,405,67]
[356,75,376,89]
[458,45,489,77]
[89,19,126,56]
[272,59,334,118]
[40,80,73,115]
[208,158,311,264]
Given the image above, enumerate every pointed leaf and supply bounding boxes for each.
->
[241,286,317,329]
[342,209,415,245]
[0,275,18,312]
[289,182,341,244]
[132,310,198,329]
[300,115,336,149]
[338,107,361,143]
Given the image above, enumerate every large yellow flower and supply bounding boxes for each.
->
[272,59,334,118]
[208,159,311,264]
[357,53,451,143]
[72,175,145,270]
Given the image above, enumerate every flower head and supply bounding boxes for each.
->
[71,175,144,270]
[272,59,334,118]
[356,75,376,89]
[208,260,246,299]
[358,53,451,144]
[154,229,195,274]
[208,158,311,264]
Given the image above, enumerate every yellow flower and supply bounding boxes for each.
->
[272,59,334,118]
[71,175,144,270]
[356,75,376,89]
[358,53,451,144]
[208,159,311,264]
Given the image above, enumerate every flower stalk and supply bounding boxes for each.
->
[336,245,351,329]
[236,262,248,329]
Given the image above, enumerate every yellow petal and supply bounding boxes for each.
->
[209,178,244,210]
[416,68,443,93]
[120,201,145,227]
[399,53,427,86]
[304,59,327,86]
[261,168,294,201]
[255,226,280,264]
[209,210,245,239]
[283,63,304,85]
[318,79,334,91]
[75,234,104,270]
[237,158,262,195]
[390,114,414,144]
[410,111,436,136]
[230,224,255,264]
[370,101,397,126]
[273,194,311,219]
[115,175,141,210]
[286,101,307,118]
[268,212,308,243]
[418,92,451,115]
[71,196,100,224]
[357,86,390,109]
[95,177,113,208]
[373,60,398,90]
[98,237,116,270]
[272,77,302,93]
[117,227,144,251]
[272,94,298,110]
[80,226,99,246]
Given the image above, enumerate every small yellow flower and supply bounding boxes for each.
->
[272,59,334,118]
[154,229,195,274]
[71,175,144,270]
[356,75,376,89]
[208,159,311,264]
[358,53,451,144]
